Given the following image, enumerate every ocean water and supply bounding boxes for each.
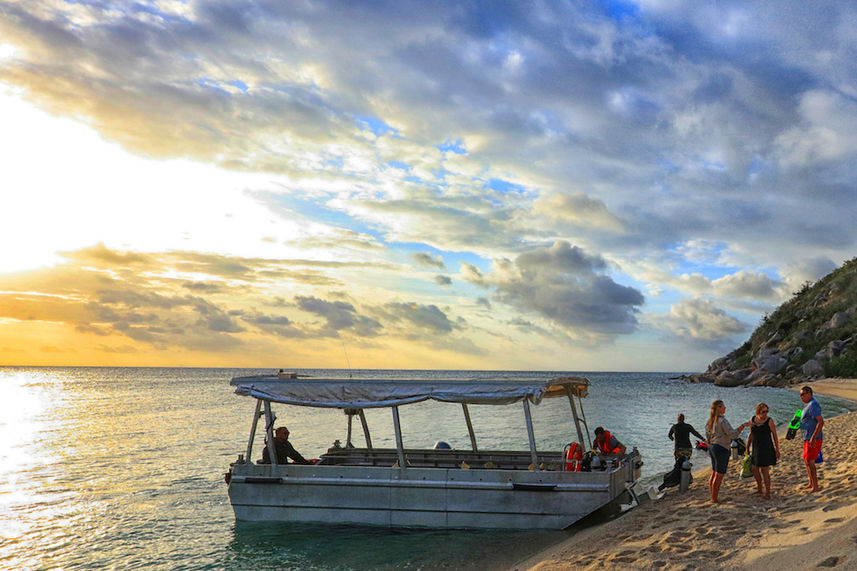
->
[1,367,854,570]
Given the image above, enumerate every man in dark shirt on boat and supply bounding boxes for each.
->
[261,426,312,464]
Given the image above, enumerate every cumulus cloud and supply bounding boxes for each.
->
[781,257,838,293]
[776,90,857,168]
[663,298,749,342]
[711,271,782,300]
[463,241,644,336]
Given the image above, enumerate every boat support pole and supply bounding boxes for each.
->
[358,409,373,449]
[522,400,539,471]
[392,406,406,469]
[346,410,354,447]
[566,391,586,449]
[578,394,592,449]
[245,399,262,462]
[462,404,478,452]
[263,400,279,465]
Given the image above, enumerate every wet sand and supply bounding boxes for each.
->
[511,379,857,571]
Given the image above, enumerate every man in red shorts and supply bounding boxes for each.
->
[799,386,824,492]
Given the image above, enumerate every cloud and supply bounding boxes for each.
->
[237,309,305,339]
[64,243,154,266]
[193,299,245,333]
[0,246,380,352]
[463,241,644,336]
[434,275,452,286]
[378,302,457,334]
[412,252,445,269]
[775,90,857,168]
[711,270,781,300]
[295,295,382,337]
[460,263,487,287]
[662,298,749,342]
[182,281,228,294]
[531,192,625,233]
[781,257,838,293]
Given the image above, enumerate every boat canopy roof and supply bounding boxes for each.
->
[231,376,590,409]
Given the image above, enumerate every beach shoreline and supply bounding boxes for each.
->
[511,378,857,571]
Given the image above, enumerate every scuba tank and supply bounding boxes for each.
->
[785,410,801,440]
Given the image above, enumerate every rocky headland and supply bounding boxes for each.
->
[685,257,857,388]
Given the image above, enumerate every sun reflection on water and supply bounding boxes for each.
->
[0,371,60,541]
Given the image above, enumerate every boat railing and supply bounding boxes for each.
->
[316,447,569,470]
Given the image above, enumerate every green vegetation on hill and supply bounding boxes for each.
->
[697,257,857,386]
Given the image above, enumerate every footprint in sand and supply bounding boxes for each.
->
[824,517,846,524]
[688,549,720,558]
[644,544,662,554]
[818,555,841,567]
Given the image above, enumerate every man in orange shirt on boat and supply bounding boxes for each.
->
[593,426,626,455]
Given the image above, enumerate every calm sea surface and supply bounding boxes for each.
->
[1,367,854,570]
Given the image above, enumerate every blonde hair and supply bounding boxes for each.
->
[706,400,724,434]
[755,402,769,416]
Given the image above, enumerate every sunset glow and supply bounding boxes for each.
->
[2,3,856,370]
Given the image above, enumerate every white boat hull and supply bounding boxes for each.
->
[228,458,638,529]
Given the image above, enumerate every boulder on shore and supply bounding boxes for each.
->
[714,370,749,387]
[802,359,824,378]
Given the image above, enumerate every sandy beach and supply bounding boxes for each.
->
[512,379,857,571]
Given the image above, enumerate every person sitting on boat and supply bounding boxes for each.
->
[260,426,313,464]
[593,426,626,456]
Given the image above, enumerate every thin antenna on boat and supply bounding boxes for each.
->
[341,338,353,378]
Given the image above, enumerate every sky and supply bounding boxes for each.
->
[1,1,856,371]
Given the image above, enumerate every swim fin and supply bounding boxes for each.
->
[785,410,801,440]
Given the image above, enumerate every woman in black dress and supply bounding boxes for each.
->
[747,402,780,499]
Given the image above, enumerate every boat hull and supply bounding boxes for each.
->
[228,460,637,529]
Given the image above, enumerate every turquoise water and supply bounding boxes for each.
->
[1,367,854,570]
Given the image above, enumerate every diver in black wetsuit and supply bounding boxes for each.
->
[668,413,704,460]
